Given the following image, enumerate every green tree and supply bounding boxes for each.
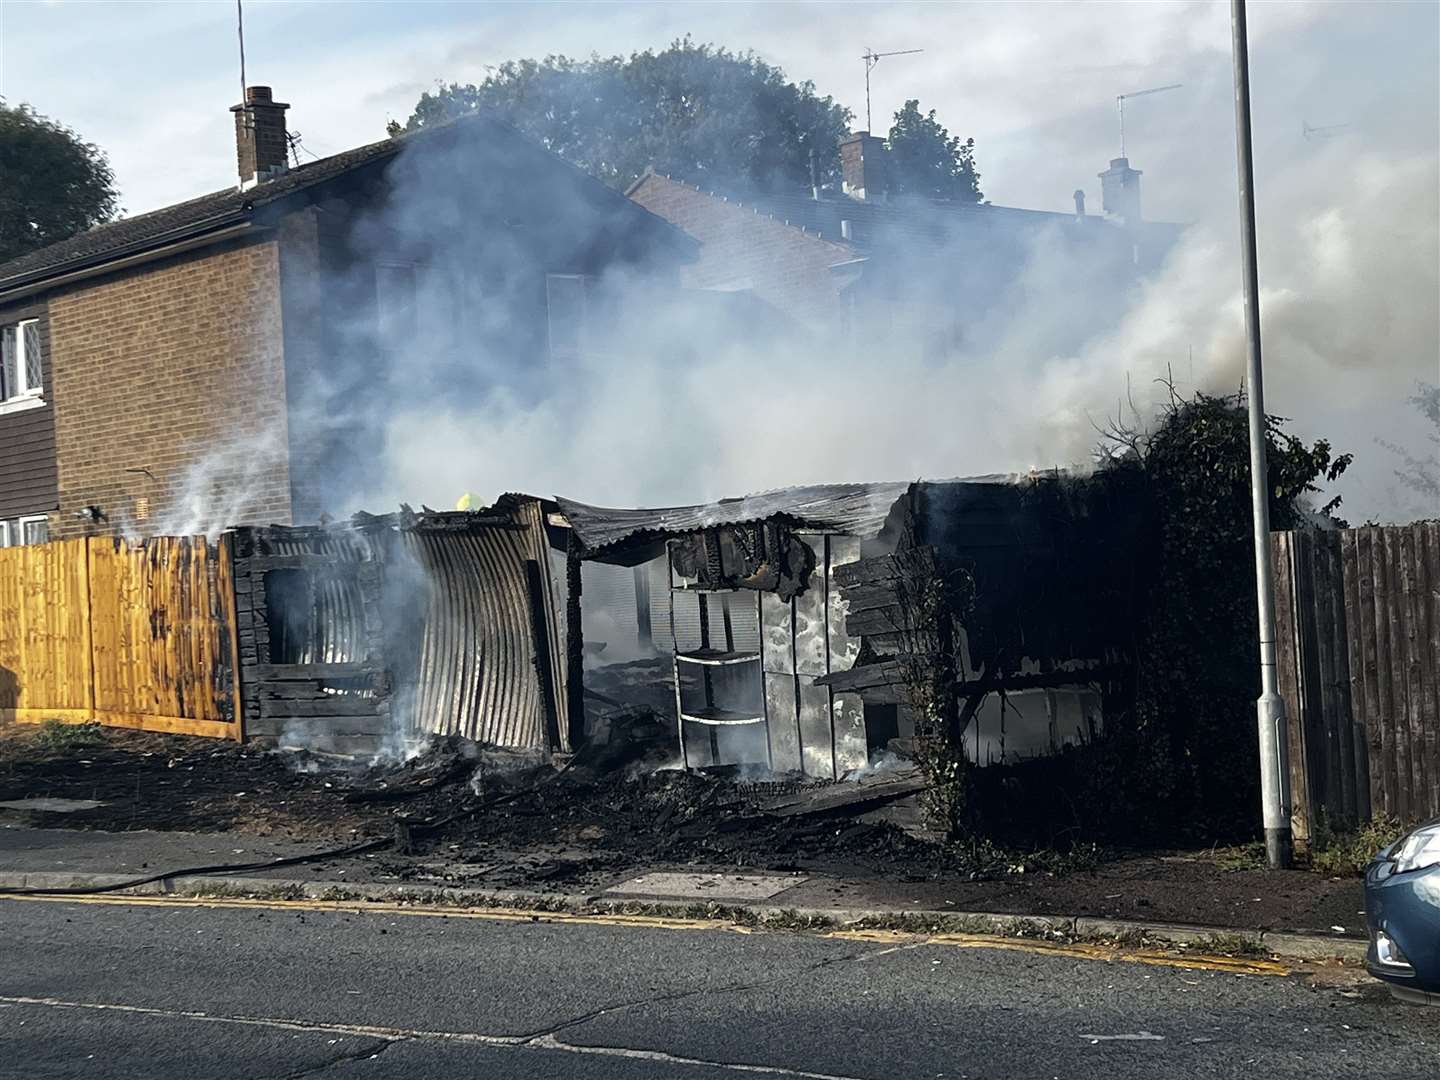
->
[1104,391,1351,839]
[885,99,982,203]
[0,101,118,263]
[392,39,852,193]
[1379,382,1439,507]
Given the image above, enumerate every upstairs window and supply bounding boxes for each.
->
[546,274,590,362]
[376,263,463,360]
[1,319,43,403]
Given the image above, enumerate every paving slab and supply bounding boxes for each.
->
[604,871,809,902]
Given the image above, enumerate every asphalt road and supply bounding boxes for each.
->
[1,896,1434,1080]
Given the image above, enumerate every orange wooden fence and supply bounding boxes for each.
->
[0,536,242,739]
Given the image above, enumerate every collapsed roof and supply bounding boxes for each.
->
[555,476,1036,564]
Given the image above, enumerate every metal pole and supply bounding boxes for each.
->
[1230,0,1292,869]
[237,0,247,99]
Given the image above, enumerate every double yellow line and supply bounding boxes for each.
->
[2,892,1290,976]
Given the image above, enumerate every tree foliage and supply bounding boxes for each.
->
[0,100,118,263]
[1378,382,1439,508]
[1110,391,1351,839]
[393,39,852,194]
[885,99,982,203]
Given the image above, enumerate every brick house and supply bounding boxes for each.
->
[0,88,692,543]
[627,131,1182,347]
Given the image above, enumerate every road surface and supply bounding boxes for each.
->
[1,894,1433,1079]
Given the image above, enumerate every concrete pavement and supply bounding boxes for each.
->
[1,892,1433,1079]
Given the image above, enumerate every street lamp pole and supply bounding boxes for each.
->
[1230,0,1292,869]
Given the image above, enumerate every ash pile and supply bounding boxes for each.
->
[337,710,942,890]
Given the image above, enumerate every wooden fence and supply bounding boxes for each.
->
[1274,523,1440,839]
[0,536,242,739]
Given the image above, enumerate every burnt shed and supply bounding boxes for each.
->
[558,473,1147,776]
[232,494,570,758]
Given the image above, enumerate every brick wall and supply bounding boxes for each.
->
[48,240,293,539]
[628,174,853,324]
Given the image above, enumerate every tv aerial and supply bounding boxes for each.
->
[1303,120,1350,140]
[861,48,923,133]
[1116,84,1182,157]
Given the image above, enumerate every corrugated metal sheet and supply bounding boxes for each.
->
[557,482,914,557]
[400,500,567,751]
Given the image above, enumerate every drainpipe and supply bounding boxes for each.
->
[1231,0,1292,869]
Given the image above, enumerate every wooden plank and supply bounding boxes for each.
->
[13,708,236,739]
[244,715,392,739]
[845,606,916,637]
[10,707,98,724]
[258,696,384,718]
[1405,527,1440,817]
[833,548,935,589]
[1354,529,1386,815]
[1313,532,1346,823]
[1340,529,1373,821]
[1398,527,1428,819]
[1326,533,1359,825]
[1382,528,1412,819]
[1423,524,1440,816]
[1367,528,1398,816]
[1271,532,1310,840]
[836,582,903,614]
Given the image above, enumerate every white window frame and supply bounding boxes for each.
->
[0,318,44,415]
[0,521,10,548]
[18,515,48,546]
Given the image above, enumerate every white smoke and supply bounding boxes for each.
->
[354,34,1436,526]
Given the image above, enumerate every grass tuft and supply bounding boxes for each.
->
[1309,813,1408,876]
[32,720,107,753]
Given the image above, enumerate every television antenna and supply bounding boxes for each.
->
[1116,83,1181,157]
[861,48,923,133]
[236,0,247,100]
[1302,120,1350,141]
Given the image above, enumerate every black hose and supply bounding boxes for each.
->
[0,836,392,897]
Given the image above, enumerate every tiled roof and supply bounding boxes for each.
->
[633,172,1184,256]
[0,114,693,293]
[0,137,402,292]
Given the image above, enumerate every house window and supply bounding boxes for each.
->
[19,516,48,545]
[546,274,589,361]
[1,319,43,403]
[376,263,462,358]
[0,521,9,548]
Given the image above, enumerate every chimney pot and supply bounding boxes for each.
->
[1073,189,1086,217]
[231,86,291,188]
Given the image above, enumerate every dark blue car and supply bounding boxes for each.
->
[1366,816,1440,1004]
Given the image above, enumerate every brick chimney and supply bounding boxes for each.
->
[230,86,290,189]
[839,132,888,201]
[1098,157,1142,225]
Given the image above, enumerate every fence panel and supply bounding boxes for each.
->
[0,538,93,721]
[1275,523,1440,831]
[0,536,240,739]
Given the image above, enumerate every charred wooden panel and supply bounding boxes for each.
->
[1273,524,1440,826]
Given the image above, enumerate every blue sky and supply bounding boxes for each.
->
[1,1,1436,518]
[0,1,1428,220]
